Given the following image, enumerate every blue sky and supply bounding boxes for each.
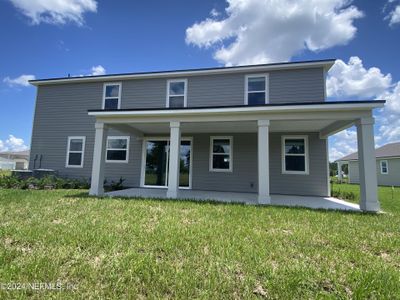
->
[0,0,399,160]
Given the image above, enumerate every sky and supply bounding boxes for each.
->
[0,0,399,161]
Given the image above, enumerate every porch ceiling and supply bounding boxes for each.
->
[111,119,341,134]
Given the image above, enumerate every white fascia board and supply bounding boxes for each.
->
[30,61,334,86]
[88,102,384,118]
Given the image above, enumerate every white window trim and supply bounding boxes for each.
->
[380,160,389,174]
[102,82,122,109]
[244,74,269,105]
[105,136,130,163]
[166,79,188,108]
[65,136,86,168]
[209,136,233,172]
[281,135,309,175]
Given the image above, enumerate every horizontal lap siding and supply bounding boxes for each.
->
[348,159,400,186]
[191,133,258,193]
[30,66,326,192]
[269,133,328,196]
[377,159,400,186]
[269,68,325,103]
[191,132,328,196]
[29,83,142,186]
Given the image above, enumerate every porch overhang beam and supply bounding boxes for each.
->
[108,124,144,138]
[89,110,375,125]
[319,120,355,139]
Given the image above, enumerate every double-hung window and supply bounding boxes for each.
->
[209,136,233,172]
[167,79,187,108]
[103,83,121,109]
[106,136,130,163]
[282,136,309,174]
[66,136,85,168]
[380,160,388,174]
[245,74,269,105]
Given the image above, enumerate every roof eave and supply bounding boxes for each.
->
[29,59,336,86]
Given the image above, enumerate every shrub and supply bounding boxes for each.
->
[0,174,90,190]
[109,177,125,191]
[331,189,357,201]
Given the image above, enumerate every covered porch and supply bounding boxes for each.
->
[107,187,360,211]
[88,101,384,212]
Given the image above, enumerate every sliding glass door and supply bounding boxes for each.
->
[143,139,192,188]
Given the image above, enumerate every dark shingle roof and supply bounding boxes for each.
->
[337,142,400,161]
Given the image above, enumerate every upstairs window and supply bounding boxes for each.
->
[245,74,269,105]
[103,83,121,109]
[66,136,85,168]
[282,136,309,175]
[209,136,233,172]
[106,136,129,163]
[380,160,388,174]
[167,79,187,108]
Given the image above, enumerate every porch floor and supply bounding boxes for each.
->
[106,188,360,211]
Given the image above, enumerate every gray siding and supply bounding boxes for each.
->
[29,65,327,195]
[191,132,328,196]
[31,124,329,195]
[29,83,143,186]
[118,67,324,108]
[348,159,400,186]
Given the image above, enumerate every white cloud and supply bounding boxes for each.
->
[210,8,220,18]
[385,1,400,26]
[327,56,400,160]
[0,135,29,152]
[186,0,363,65]
[90,65,106,76]
[329,129,358,161]
[8,0,97,25]
[3,74,35,87]
[326,57,392,98]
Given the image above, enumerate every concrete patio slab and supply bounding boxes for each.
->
[106,188,360,211]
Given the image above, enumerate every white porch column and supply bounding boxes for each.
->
[167,121,181,198]
[337,161,342,182]
[89,122,107,196]
[257,120,271,204]
[356,117,380,212]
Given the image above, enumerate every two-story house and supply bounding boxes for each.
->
[29,59,384,212]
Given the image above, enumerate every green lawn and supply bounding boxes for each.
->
[0,186,399,299]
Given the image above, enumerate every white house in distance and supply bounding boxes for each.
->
[0,150,30,170]
[336,142,400,186]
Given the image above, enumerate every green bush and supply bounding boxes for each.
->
[331,189,357,201]
[0,174,90,190]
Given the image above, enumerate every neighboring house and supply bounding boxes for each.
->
[337,142,400,186]
[0,150,29,170]
[0,157,15,170]
[29,59,384,211]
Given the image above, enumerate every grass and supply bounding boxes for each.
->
[0,186,399,299]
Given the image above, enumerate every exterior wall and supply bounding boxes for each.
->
[348,159,400,186]
[31,127,329,196]
[29,65,328,195]
[191,132,328,196]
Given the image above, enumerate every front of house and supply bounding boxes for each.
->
[29,60,384,211]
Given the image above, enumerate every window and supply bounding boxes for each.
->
[380,160,388,174]
[66,136,85,168]
[106,136,129,163]
[103,83,121,109]
[282,136,309,174]
[167,79,187,108]
[245,74,269,105]
[209,136,233,172]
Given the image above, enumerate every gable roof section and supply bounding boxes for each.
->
[29,59,335,86]
[337,142,400,161]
